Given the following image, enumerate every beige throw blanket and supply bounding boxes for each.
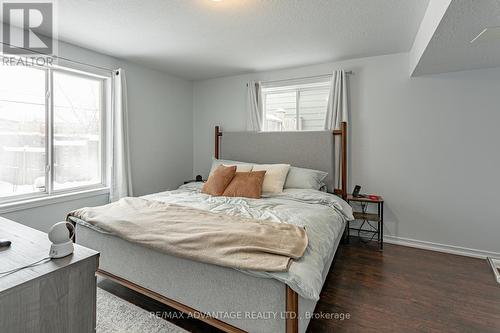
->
[68,197,308,272]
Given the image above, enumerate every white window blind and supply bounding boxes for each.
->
[262,78,330,132]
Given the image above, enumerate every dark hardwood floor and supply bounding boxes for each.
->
[98,238,500,333]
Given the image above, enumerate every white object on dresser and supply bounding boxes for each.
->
[0,217,99,333]
[48,221,75,259]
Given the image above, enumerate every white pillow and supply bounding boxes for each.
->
[252,164,290,193]
[209,159,253,176]
[225,164,253,172]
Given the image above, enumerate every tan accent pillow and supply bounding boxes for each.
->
[202,165,237,196]
[251,164,290,193]
[223,171,266,199]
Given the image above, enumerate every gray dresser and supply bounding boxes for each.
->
[0,217,99,333]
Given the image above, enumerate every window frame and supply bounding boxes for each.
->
[0,61,110,205]
[261,77,331,132]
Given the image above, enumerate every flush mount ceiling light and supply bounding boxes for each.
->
[470,26,500,43]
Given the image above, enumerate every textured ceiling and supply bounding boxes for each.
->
[54,0,431,80]
[412,0,500,75]
[3,0,430,80]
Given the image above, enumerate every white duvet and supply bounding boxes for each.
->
[141,183,353,301]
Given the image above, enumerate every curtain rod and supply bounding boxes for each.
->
[0,41,117,73]
[261,71,353,85]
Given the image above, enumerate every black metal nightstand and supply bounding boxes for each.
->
[346,194,384,250]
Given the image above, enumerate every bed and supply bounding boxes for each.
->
[73,123,350,333]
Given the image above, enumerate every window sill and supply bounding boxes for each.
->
[0,187,110,214]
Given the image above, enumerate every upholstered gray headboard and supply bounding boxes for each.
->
[219,130,336,192]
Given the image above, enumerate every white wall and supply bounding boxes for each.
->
[1,41,193,232]
[193,53,500,254]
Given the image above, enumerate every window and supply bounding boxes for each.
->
[0,63,108,203]
[262,78,330,131]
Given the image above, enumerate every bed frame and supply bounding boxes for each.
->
[93,123,348,333]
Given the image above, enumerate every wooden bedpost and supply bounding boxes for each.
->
[341,121,347,199]
[285,286,298,333]
[215,126,222,159]
[332,121,348,199]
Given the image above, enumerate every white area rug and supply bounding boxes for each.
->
[97,287,188,333]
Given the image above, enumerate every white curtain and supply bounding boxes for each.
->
[324,70,348,130]
[110,68,133,201]
[246,81,263,131]
[324,70,348,190]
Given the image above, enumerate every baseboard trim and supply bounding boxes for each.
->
[384,235,500,259]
